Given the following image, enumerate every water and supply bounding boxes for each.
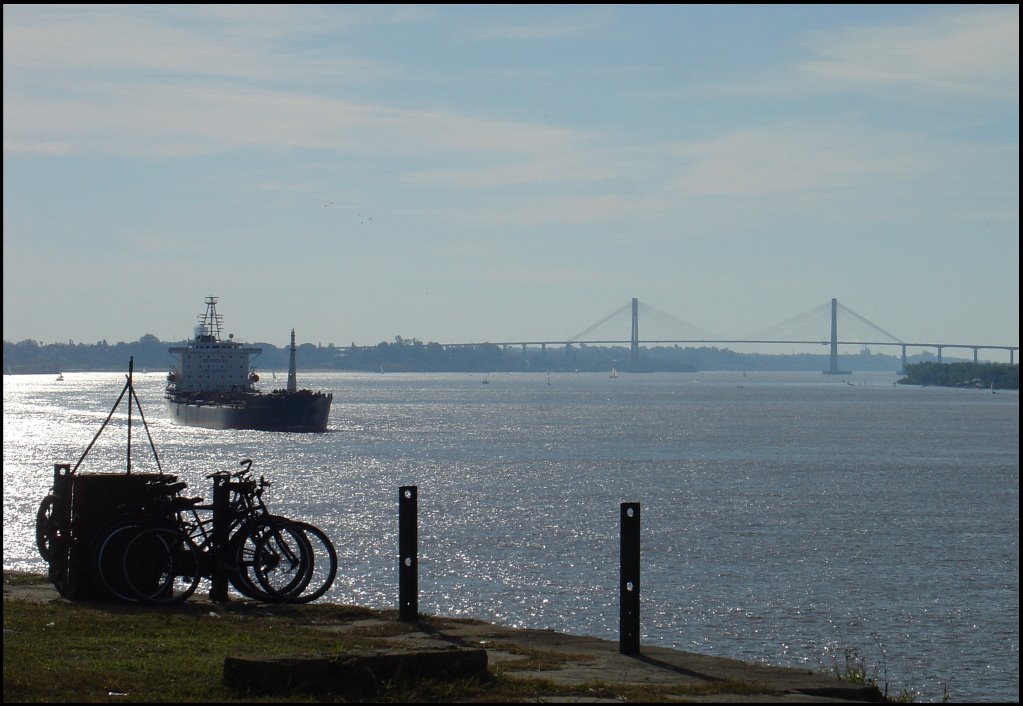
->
[3,370,1018,702]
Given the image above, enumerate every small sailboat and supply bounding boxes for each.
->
[609,367,618,379]
[55,372,64,381]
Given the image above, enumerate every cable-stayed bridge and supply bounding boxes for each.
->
[441,298,1017,372]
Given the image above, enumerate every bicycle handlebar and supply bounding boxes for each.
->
[205,458,255,480]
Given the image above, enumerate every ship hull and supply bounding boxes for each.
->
[166,390,332,432]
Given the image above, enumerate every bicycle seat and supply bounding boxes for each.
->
[153,481,188,495]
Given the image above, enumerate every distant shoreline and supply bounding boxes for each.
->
[6,336,1009,376]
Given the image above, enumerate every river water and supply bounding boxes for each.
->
[3,370,1018,702]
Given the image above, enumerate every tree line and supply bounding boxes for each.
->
[898,362,1018,389]
[3,334,1012,377]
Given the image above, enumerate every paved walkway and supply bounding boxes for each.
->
[330,614,887,703]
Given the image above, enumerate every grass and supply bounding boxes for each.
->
[822,645,919,703]
[4,571,792,703]
[4,594,364,702]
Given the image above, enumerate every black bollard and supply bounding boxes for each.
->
[620,502,640,654]
[209,474,230,602]
[46,464,73,594]
[398,485,418,621]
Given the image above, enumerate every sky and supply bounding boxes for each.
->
[3,4,1019,356]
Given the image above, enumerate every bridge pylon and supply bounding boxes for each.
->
[630,298,639,367]
[823,298,852,375]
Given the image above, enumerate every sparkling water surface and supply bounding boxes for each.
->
[3,370,1018,702]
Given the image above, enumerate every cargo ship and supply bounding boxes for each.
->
[165,297,332,432]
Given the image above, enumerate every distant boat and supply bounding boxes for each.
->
[609,367,618,379]
[165,296,332,432]
[55,372,64,381]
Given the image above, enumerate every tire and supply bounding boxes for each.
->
[226,516,292,601]
[94,521,146,602]
[255,521,337,604]
[252,522,314,602]
[122,526,201,605]
[36,495,67,563]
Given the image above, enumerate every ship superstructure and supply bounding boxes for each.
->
[167,297,261,395]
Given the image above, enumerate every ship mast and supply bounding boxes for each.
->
[198,296,224,341]
[287,328,298,393]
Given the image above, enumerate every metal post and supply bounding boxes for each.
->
[620,502,640,654]
[49,464,73,590]
[126,358,133,475]
[209,474,230,602]
[399,485,418,621]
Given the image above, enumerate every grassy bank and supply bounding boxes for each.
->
[5,571,779,703]
[4,573,558,703]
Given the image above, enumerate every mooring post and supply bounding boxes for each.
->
[48,464,73,590]
[620,502,641,654]
[209,474,230,602]
[398,485,418,621]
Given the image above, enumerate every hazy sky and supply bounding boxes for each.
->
[3,4,1019,353]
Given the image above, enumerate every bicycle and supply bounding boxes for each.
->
[90,460,337,605]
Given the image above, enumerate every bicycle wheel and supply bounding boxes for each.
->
[36,494,67,563]
[94,520,146,602]
[252,522,313,602]
[227,516,292,601]
[255,521,337,604]
[122,526,201,605]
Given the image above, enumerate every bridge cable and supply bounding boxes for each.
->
[636,301,724,340]
[837,303,904,343]
[568,301,634,342]
[740,302,831,342]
